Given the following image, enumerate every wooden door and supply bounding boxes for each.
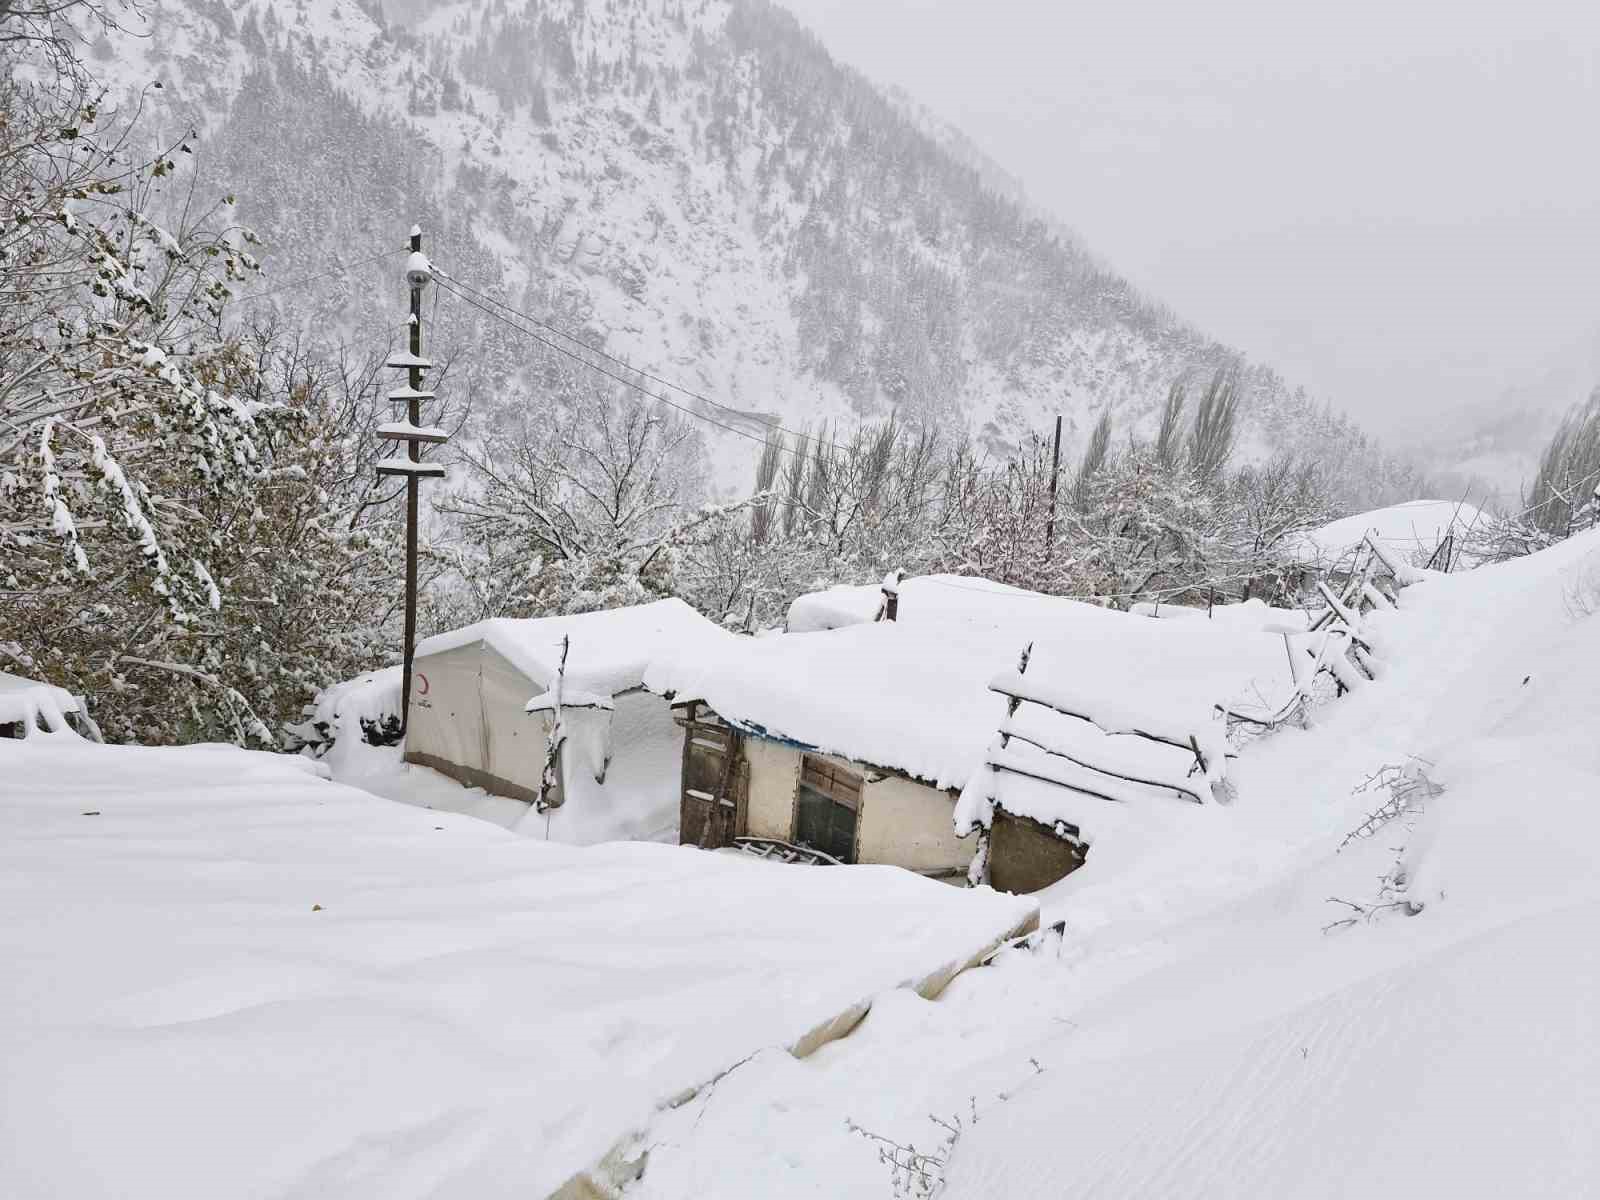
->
[680,713,746,850]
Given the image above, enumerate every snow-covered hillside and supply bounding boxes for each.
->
[96,0,1420,499]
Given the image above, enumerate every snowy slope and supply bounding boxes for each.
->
[628,529,1600,1196]
[0,740,1034,1198]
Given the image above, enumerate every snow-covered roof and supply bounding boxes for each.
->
[648,622,1013,790]
[956,634,1243,837]
[1296,500,1488,567]
[787,573,1129,635]
[650,587,1306,791]
[414,599,731,696]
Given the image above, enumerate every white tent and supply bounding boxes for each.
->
[404,599,731,842]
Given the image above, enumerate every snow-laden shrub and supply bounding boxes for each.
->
[289,667,403,759]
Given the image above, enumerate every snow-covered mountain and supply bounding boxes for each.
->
[99,0,1420,499]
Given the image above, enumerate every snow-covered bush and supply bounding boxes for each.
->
[0,23,422,744]
[288,666,403,759]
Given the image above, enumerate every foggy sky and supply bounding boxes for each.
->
[781,0,1600,442]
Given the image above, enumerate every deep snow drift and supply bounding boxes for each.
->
[0,741,1033,1199]
[631,528,1600,1198]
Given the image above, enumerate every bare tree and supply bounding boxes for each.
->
[0,0,131,72]
[1155,377,1186,469]
[1072,410,1112,508]
[1188,367,1241,483]
[1527,391,1600,538]
[750,430,784,544]
[439,385,705,614]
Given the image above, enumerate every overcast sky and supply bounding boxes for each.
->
[781,0,1600,442]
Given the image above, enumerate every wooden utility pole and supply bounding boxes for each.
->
[1044,414,1063,559]
[378,225,449,733]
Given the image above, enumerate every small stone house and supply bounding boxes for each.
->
[652,574,1307,892]
[650,620,1010,878]
[649,576,1148,882]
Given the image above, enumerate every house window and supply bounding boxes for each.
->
[795,755,862,864]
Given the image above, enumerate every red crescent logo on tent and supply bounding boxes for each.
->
[416,672,429,697]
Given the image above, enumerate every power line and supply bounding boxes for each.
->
[234,248,407,304]
[432,263,854,456]
[434,276,816,459]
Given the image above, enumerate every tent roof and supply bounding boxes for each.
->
[415,599,731,697]
[652,580,1305,791]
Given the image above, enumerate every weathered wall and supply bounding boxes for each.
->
[989,809,1086,894]
[856,773,967,874]
[740,737,965,873]
[743,736,799,840]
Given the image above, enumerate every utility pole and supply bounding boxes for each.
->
[1044,414,1063,560]
[378,224,449,733]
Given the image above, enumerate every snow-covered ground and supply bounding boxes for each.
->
[9,530,1600,1197]
[0,741,1034,1199]
[630,528,1600,1197]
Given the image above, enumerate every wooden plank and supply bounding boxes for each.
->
[988,757,1131,808]
[376,460,446,478]
[987,677,1203,764]
[384,351,434,370]
[678,703,697,846]
[376,422,450,444]
[995,722,1208,803]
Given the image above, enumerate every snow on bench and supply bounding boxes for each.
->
[0,739,1036,1200]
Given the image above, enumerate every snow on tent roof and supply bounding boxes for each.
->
[787,573,1129,635]
[1296,499,1488,566]
[414,599,731,696]
[648,598,1308,792]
